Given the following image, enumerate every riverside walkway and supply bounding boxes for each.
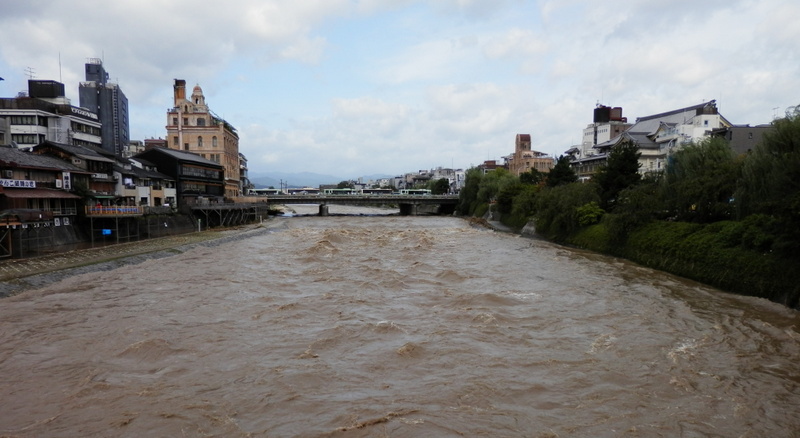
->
[0,224,270,297]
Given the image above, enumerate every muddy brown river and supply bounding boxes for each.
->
[1,207,798,437]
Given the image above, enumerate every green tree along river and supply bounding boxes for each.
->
[459,114,800,309]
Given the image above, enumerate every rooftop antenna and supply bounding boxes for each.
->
[58,52,62,82]
[24,66,36,79]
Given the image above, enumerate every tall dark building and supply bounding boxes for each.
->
[78,58,129,156]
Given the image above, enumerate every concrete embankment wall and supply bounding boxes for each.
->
[138,214,198,238]
[9,224,87,258]
[7,213,205,259]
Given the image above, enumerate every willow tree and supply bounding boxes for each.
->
[476,167,518,205]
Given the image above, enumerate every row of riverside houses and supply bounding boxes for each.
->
[491,100,772,180]
[566,100,772,179]
[0,60,255,259]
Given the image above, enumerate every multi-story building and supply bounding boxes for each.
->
[477,160,505,173]
[580,105,631,158]
[0,80,102,150]
[239,152,254,196]
[123,140,145,158]
[134,147,225,207]
[568,100,732,178]
[79,59,129,156]
[506,134,554,176]
[429,167,466,193]
[115,157,176,207]
[31,141,116,204]
[144,138,167,151]
[0,114,8,144]
[0,144,87,258]
[709,124,774,156]
[166,79,240,198]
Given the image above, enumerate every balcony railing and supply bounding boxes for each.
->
[42,206,78,216]
[86,206,144,216]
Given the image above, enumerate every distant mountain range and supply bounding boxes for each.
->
[249,171,394,188]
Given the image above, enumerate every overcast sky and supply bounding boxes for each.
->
[1,1,797,178]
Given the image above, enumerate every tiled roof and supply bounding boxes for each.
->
[114,162,173,180]
[35,141,115,163]
[628,101,728,137]
[0,145,85,172]
[136,147,221,167]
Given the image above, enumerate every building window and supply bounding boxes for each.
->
[212,136,218,147]
[172,117,177,125]
[11,134,39,144]
[197,118,205,126]
[184,143,189,151]
[198,136,203,147]
[173,136,178,146]
[183,118,189,125]
[10,115,37,125]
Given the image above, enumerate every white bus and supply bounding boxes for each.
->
[250,188,282,196]
[399,189,431,196]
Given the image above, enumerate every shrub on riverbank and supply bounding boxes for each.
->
[568,219,800,308]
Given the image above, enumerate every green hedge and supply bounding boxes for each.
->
[567,220,799,308]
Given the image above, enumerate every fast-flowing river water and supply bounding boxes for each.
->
[1,207,798,437]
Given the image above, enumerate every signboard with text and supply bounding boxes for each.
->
[0,179,36,188]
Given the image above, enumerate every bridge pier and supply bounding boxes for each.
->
[399,203,418,216]
[319,204,329,216]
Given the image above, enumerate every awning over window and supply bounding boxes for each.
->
[0,188,81,199]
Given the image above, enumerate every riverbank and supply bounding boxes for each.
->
[0,223,281,298]
[0,204,400,298]
[488,211,800,310]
